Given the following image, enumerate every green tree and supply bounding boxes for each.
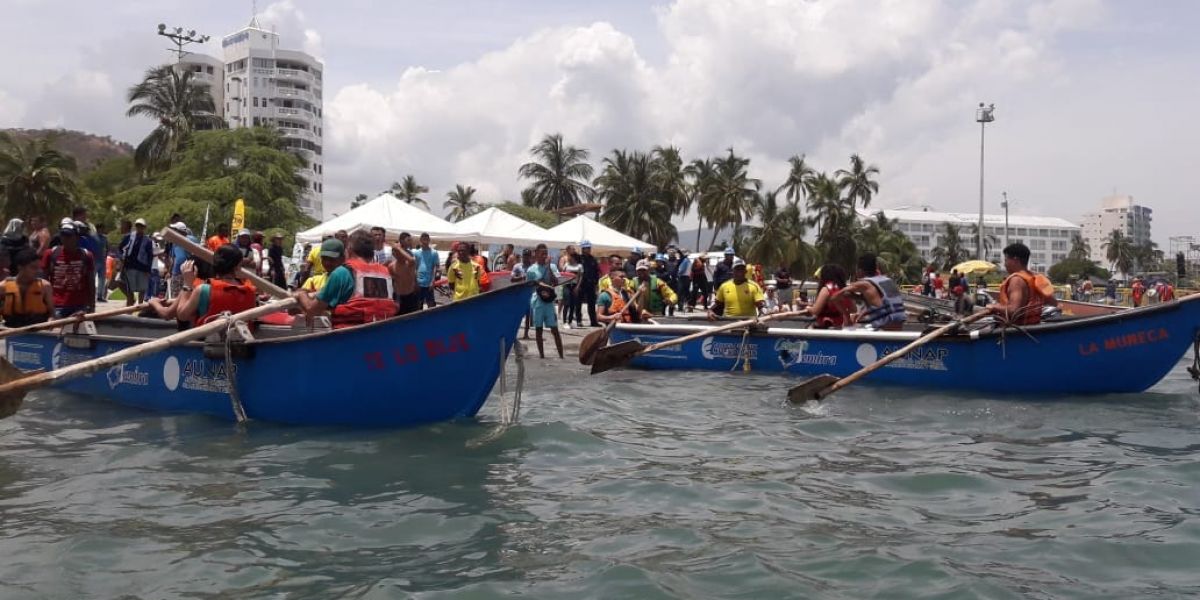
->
[0,131,79,221]
[835,153,880,210]
[518,133,594,211]
[805,172,856,269]
[1132,241,1162,273]
[685,157,717,251]
[387,175,429,209]
[126,65,223,173]
[595,150,674,249]
[112,127,314,233]
[855,212,925,282]
[1048,258,1110,284]
[650,145,689,216]
[491,201,558,229]
[967,223,999,259]
[349,193,369,209]
[1103,229,1134,275]
[777,154,815,206]
[742,190,798,269]
[1067,234,1091,261]
[702,149,759,251]
[444,184,481,222]
[930,222,967,269]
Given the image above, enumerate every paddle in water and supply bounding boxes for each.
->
[591,310,804,374]
[787,311,990,403]
[0,297,298,419]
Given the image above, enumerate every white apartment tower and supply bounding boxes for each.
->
[179,17,324,218]
[1081,195,1152,265]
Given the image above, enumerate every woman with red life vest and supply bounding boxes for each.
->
[990,242,1056,325]
[167,245,258,327]
[293,232,397,328]
[800,264,854,329]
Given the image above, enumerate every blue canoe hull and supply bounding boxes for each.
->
[609,295,1200,395]
[4,283,534,426]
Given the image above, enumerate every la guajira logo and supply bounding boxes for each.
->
[1078,327,1169,356]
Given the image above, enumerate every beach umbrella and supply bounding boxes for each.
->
[952,260,997,276]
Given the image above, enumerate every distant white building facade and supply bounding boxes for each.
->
[178,17,324,218]
[869,207,1081,272]
[1080,195,1152,265]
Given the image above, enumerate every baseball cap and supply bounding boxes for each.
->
[631,247,642,255]
[59,222,77,235]
[271,232,284,239]
[732,258,746,268]
[134,218,147,226]
[238,228,251,237]
[169,221,188,232]
[59,217,73,226]
[636,259,650,271]
[580,240,592,249]
[319,238,345,258]
[724,247,735,255]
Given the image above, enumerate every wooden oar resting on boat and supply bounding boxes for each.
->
[160,229,289,299]
[0,297,297,419]
[787,311,990,403]
[0,302,152,340]
[591,310,804,374]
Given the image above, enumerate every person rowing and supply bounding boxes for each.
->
[292,233,397,328]
[707,258,765,320]
[153,245,257,328]
[833,253,906,330]
[598,269,647,324]
[798,263,854,329]
[988,242,1056,325]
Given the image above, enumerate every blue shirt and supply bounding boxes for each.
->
[171,235,197,275]
[677,256,692,277]
[526,262,560,306]
[415,247,439,288]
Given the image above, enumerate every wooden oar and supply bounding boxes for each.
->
[578,287,644,365]
[0,302,152,340]
[0,297,298,419]
[590,310,804,375]
[787,311,991,403]
[160,229,289,299]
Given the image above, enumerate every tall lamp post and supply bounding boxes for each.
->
[1001,191,1009,255]
[157,24,210,59]
[976,102,995,260]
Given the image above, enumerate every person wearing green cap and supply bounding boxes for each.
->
[293,233,397,328]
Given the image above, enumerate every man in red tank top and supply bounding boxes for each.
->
[40,222,95,318]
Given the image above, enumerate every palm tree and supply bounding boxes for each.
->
[968,223,999,259]
[518,133,594,211]
[595,150,675,248]
[126,65,223,173]
[1103,229,1135,275]
[856,213,925,282]
[1131,240,1161,273]
[930,222,967,269]
[835,153,880,210]
[444,184,481,222]
[349,193,369,209]
[650,145,689,217]
[742,190,792,268]
[777,154,815,206]
[0,132,79,220]
[1068,234,1091,261]
[803,172,857,270]
[685,157,717,250]
[702,149,760,250]
[387,175,429,209]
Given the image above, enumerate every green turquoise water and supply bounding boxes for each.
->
[0,359,1198,598]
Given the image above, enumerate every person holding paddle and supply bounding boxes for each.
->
[988,242,1056,325]
[597,269,647,324]
[832,253,906,331]
[163,246,257,327]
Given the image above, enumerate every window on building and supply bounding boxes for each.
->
[252,97,258,107]
[1016,227,1028,236]
[207,66,214,74]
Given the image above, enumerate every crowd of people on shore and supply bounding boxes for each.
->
[0,208,1074,358]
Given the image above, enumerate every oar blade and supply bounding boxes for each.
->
[577,328,609,366]
[0,357,33,418]
[787,374,840,404]
[589,340,645,375]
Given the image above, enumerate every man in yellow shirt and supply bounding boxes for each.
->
[446,242,482,301]
[707,259,764,319]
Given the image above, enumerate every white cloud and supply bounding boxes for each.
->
[260,0,323,61]
[0,89,27,125]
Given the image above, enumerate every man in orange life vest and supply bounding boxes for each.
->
[989,242,1056,325]
[1,248,54,327]
[292,233,397,328]
[166,245,258,327]
[597,269,648,324]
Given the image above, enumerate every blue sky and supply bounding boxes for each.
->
[2,0,1197,244]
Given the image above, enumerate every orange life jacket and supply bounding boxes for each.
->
[473,255,492,291]
[331,259,397,329]
[998,271,1051,325]
[197,278,258,325]
[602,285,639,323]
[1,278,50,325]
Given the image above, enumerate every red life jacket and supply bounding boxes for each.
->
[197,278,258,325]
[816,282,854,329]
[998,271,1050,325]
[331,259,397,329]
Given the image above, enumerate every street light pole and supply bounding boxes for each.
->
[156,23,210,59]
[1001,191,1009,255]
[976,102,995,260]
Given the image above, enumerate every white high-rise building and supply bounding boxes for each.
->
[178,17,324,218]
[1080,195,1152,265]
[866,206,1080,272]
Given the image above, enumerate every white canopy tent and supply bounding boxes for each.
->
[430,207,559,247]
[545,215,648,254]
[295,193,458,243]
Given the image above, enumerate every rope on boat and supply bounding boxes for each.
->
[506,339,526,425]
[731,326,753,372]
[466,339,526,448]
[222,315,248,424]
[1188,331,1200,394]
[498,337,507,397]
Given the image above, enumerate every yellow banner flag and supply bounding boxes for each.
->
[231,198,245,232]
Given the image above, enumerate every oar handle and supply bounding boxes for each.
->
[161,229,290,299]
[825,311,990,396]
[0,302,152,340]
[0,298,298,398]
[642,310,804,354]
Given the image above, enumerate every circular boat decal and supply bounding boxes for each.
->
[163,356,181,391]
[855,343,877,367]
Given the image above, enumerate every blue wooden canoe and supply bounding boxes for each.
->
[2,282,534,426]
[607,293,1200,395]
